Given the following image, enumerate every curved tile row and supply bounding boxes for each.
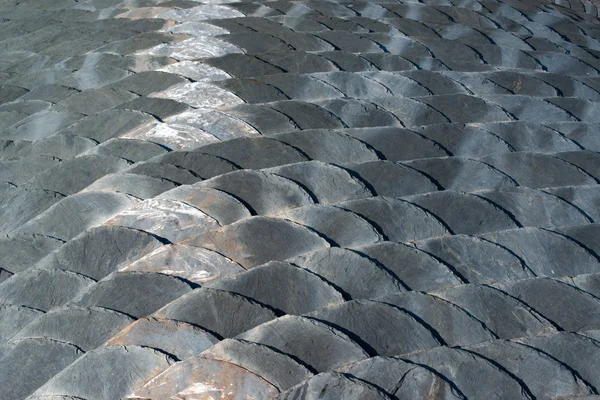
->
[216,70,600,102]
[1,0,600,398]
[126,273,600,398]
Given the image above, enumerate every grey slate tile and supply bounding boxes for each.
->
[237,315,369,372]
[156,288,278,338]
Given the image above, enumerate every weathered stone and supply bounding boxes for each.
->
[466,340,592,399]
[205,54,284,78]
[406,157,517,191]
[268,161,372,204]
[482,152,597,189]
[61,109,155,143]
[1,110,84,141]
[16,192,138,241]
[548,122,600,152]
[345,126,449,161]
[84,138,167,162]
[274,129,380,164]
[479,187,591,229]
[107,71,187,96]
[407,191,519,235]
[217,78,290,103]
[432,283,557,339]
[0,305,43,342]
[270,101,346,130]
[0,155,61,184]
[194,136,308,169]
[416,234,533,284]
[36,226,164,280]
[55,88,138,115]
[403,346,531,399]
[518,331,600,392]
[290,248,405,300]
[0,85,27,104]
[339,357,464,400]
[198,170,314,215]
[25,155,131,195]
[82,172,178,199]
[415,123,513,158]
[367,96,448,127]
[0,268,94,311]
[189,217,329,268]
[0,338,83,400]
[108,317,219,360]
[0,187,64,234]
[123,243,244,284]
[224,103,299,134]
[132,355,279,399]
[479,227,600,278]
[117,96,190,120]
[158,185,251,225]
[208,262,344,315]
[31,345,175,399]
[157,150,239,179]
[339,197,450,242]
[237,315,369,372]
[13,306,134,351]
[545,185,600,221]
[252,74,342,101]
[280,205,382,248]
[201,339,313,391]
[379,292,496,346]
[73,272,192,318]
[11,134,96,160]
[105,198,219,243]
[557,223,600,257]
[308,300,441,356]
[351,160,438,197]
[483,121,581,153]
[280,372,393,400]
[157,60,231,82]
[128,162,201,185]
[318,98,402,128]
[156,288,277,338]
[260,52,337,74]
[357,241,462,291]
[493,277,600,332]
[0,233,64,274]
[20,84,78,103]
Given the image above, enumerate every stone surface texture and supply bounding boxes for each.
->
[0,0,600,398]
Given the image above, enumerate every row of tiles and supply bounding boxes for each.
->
[5,269,600,398]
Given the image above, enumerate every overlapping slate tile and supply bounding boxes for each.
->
[338,357,464,399]
[493,277,600,331]
[0,338,83,400]
[107,317,219,360]
[0,268,94,312]
[12,306,134,351]
[2,0,600,397]
[71,272,193,319]
[201,338,313,391]
[289,248,405,299]
[132,355,279,399]
[156,287,278,338]
[208,262,345,314]
[15,192,139,241]
[30,345,175,399]
[237,315,369,372]
[34,226,164,280]
[401,346,532,399]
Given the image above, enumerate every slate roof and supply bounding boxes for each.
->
[1,0,600,398]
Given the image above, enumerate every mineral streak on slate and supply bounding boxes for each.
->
[1,0,600,398]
